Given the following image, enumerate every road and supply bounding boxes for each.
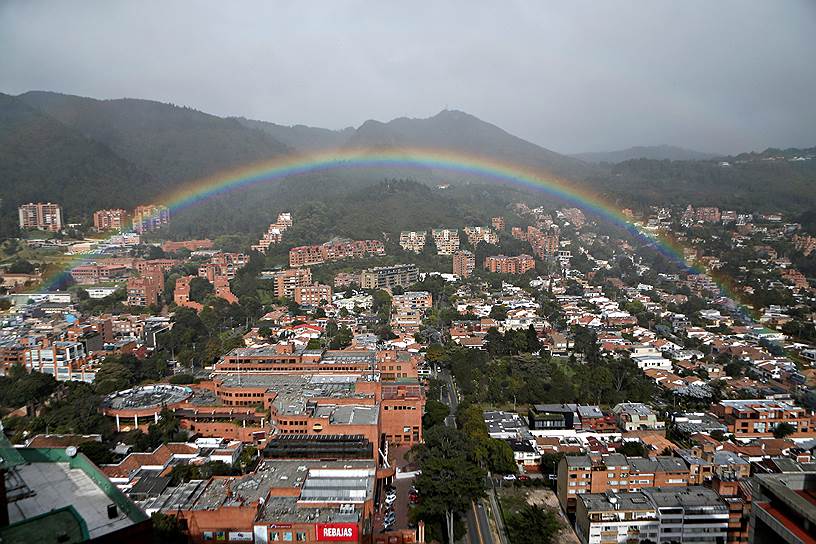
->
[439,370,498,544]
[440,369,459,428]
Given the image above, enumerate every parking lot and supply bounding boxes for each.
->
[374,476,418,533]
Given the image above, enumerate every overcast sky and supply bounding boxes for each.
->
[2,1,814,154]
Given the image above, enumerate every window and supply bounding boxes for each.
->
[271,532,280,541]
[296,532,307,542]
[284,532,293,541]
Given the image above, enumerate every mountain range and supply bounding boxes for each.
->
[0,90,814,239]
[572,145,720,163]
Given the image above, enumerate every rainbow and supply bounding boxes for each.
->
[33,147,751,320]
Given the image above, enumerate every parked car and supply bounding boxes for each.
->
[502,473,517,481]
[518,474,530,482]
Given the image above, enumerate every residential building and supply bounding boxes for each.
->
[399,231,427,253]
[359,264,419,291]
[18,202,63,232]
[161,239,213,253]
[751,469,816,544]
[484,254,535,274]
[174,275,203,312]
[198,252,249,281]
[390,291,432,332]
[431,229,459,255]
[558,454,690,513]
[452,250,475,278]
[252,212,293,253]
[696,207,721,223]
[713,399,815,438]
[294,283,333,306]
[23,341,96,382]
[529,404,580,430]
[93,208,129,231]
[70,263,129,285]
[267,268,313,299]
[491,216,506,231]
[289,239,385,267]
[575,491,659,544]
[576,487,729,544]
[463,226,498,246]
[132,204,170,233]
[612,403,665,431]
[126,267,164,307]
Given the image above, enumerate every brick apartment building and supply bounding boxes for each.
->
[70,263,130,285]
[511,226,527,241]
[452,250,475,278]
[92,208,129,231]
[101,349,425,449]
[198,252,249,281]
[712,399,816,438]
[484,254,535,274]
[289,239,385,267]
[294,283,333,305]
[558,453,691,513]
[359,264,419,290]
[132,204,170,233]
[174,275,204,311]
[161,239,213,253]
[126,267,164,307]
[491,216,505,231]
[266,268,313,299]
[18,202,62,232]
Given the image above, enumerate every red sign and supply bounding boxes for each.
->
[317,523,358,541]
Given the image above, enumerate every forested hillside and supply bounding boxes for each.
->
[0,93,157,230]
[591,156,816,212]
[17,91,291,184]
[1,90,813,240]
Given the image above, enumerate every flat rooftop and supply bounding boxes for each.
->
[101,384,193,410]
[580,491,654,512]
[644,486,728,511]
[6,458,144,540]
[142,459,375,518]
[219,374,374,416]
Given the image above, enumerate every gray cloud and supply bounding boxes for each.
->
[1,0,814,154]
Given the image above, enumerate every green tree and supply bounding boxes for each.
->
[618,441,647,457]
[78,441,114,466]
[151,512,188,544]
[423,400,450,430]
[773,422,795,439]
[413,426,486,544]
[505,504,560,544]
[8,259,35,274]
[189,277,214,302]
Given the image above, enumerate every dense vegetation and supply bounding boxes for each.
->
[591,155,816,212]
[442,338,654,407]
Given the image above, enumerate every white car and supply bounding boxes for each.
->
[502,474,517,481]
[384,495,396,506]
